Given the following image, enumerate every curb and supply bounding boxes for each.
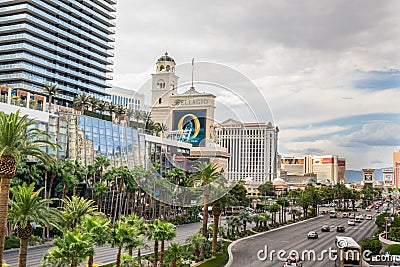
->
[225,216,321,267]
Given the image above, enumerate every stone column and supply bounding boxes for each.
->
[7,87,12,104]
[27,92,31,109]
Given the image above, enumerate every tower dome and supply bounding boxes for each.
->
[156,52,176,73]
[157,52,175,63]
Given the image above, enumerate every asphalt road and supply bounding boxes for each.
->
[229,210,377,267]
[3,221,204,267]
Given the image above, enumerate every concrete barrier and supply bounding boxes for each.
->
[379,232,400,251]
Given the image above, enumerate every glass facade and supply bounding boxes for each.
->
[0,0,116,107]
[55,113,144,168]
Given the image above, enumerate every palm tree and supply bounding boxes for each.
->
[125,108,134,125]
[268,204,280,225]
[289,209,302,221]
[239,211,252,232]
[121,214,146,256]
[146,219,162,267]
[253,215,262,230]
[0,110,57,264]
[60,196,98,230]
[107,103,117,121]
[115,105,126,123]
[158,221,176,267]
[73,93,91,114]
[231,216,243,234]
[88,96,99,112]
[192,162,221,244]
[97,100,108,115]
[41,228,95,267]
[276,198,290,223]
[166,242,182,267]
[8,183,61,267]
[186,232,208,258]
[109,220,129,267]
[42,83,59,112]
[79,215,110,267]
[133,110,142,123]
[261,213,270,228]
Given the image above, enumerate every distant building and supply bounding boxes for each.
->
[362,168,374,187]
[106,86,145,110]
[280,155,346,184]
[214,119,279,183]
[394,151,400,188]
[383,168,395,188]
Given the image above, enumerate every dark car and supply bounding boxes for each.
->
[336,226,345,232]
[321,225,331,232]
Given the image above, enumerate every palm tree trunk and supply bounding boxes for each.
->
[137,248,141,265]
[62,184,67,199]
[201,202,208,256]
[128,247,132,257]
[154,240,159,267]
[212,207,220,253]
[116,246,122,267]
[160,240,165,267]
[18,237,29,267]
[42,171,48,239]
[0,177,12,264]
[48,95,52,112]
[87,255,94,267]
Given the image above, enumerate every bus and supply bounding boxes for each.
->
[335,236,362,267]
[225,206,244,216]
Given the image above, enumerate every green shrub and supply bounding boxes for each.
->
[32,226,43,237]
[361,237,382,255]
[385,244,400,255]
[4,236,19,250]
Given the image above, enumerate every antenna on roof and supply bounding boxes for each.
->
[191,58,194,88]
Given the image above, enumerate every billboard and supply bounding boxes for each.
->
[172,109,206,147]
[384,173,393,185]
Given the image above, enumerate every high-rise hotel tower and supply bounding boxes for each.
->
[0,0,116,108]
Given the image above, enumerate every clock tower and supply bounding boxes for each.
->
[151,52,179,126]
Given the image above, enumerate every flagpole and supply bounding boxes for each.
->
[191,58,194,88]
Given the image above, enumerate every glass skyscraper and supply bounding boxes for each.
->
[0,0,116,108]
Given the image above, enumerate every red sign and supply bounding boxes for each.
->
[321,157,334,164]
[338,160,346,167]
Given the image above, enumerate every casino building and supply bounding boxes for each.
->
[213,119,279,183]
[150,53,230,172]
[281,155,346,185]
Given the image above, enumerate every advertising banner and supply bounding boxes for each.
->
[172,109,206,146]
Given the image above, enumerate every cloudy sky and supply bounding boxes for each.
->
[112,0,400,170]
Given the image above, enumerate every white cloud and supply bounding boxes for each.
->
[112,0,400,169]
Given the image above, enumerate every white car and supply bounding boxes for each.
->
[366,215,372,220]
[283,256,303,267]
[307,231,318,239]
[366,207,371,211]
[348,219,355,226]
[355,216,362,223]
